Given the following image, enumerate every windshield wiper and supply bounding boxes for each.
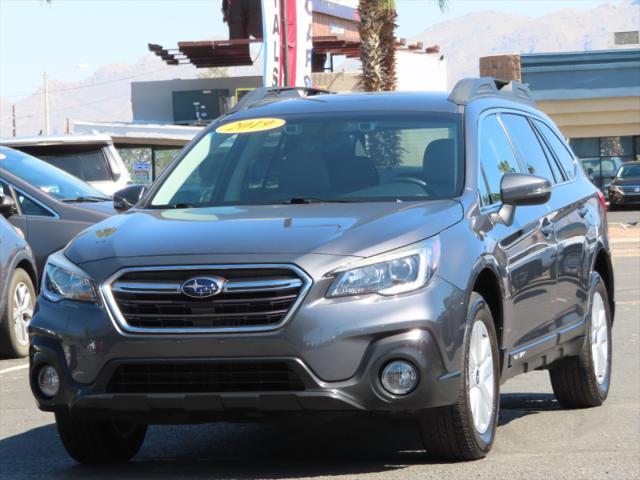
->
[61,195,111,203]
[148,202,201,209]
[283,197,357,204]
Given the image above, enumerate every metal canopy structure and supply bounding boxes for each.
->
[148,39,262,68]
[149,36,362,69]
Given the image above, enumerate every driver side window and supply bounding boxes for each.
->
[479,114,521,206]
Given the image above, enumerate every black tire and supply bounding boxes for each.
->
[0,268,35,358]
[549,272,612,408]
[418,292,500,461]
[55,410,147,464]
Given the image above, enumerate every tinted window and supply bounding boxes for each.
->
[501,114,556,182]
[533,120,576,179]
[16,191,54,217]
[42,150,111,182]
[618,164,640,178]
[479,115,521,205]
[0,147,108,201]
[150,114,463,208]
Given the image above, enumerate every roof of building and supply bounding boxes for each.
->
[0,133,113,147]
[312,0,360,22]
[521,48,640,101]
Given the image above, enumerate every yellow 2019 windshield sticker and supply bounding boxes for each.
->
[216,118,285,134]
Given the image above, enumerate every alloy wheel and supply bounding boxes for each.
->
[468,320,495,434]
[590,291,609,385]
[12,282,33,346]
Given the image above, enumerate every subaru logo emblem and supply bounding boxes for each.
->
[180,276,225,298]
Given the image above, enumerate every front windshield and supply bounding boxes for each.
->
[150,113,463,208]
[617,164,640,178]
[0,147,108,200]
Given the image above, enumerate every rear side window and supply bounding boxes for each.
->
[500,114,556,183]
[533,120,577,180]
[16,191,54,217]
[479,114,521,205]
[42,150,111,183]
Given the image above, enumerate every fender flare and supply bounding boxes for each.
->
[589,240,615,320]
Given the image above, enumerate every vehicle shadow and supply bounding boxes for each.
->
[0,393,561,479]
[498,392,560,426]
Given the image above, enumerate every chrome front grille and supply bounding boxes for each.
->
[101,265,311,334]
[621,185,640,194]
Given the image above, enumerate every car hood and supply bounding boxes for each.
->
[65,200,463,265]
[63,200,116,217]
[611,177,640,186]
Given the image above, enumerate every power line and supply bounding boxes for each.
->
[12,94,130,120]
[2,66,178,99]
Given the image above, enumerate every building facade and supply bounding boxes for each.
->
[481,48,640,192]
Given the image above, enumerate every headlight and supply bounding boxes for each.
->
[609,185,623,194]
[326,237,440,298]
[42,250,97,303]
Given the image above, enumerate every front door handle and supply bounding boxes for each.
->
[541,218,554,239]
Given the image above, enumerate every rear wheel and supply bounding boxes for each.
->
[55,411,147,464]
[418,292,500,460]
[0,268,35,358]
[549,272,612,408]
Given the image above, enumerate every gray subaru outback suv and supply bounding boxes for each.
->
[29,79,615,463]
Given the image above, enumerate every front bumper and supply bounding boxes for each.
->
[29,273,467,421]
[609,190,640,205]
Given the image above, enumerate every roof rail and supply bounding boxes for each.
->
[229,86,333,113]
[448,77,534,106]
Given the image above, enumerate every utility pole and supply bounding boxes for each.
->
[280,0,290,86]
[43,71,50,135]
[12,105,16,137]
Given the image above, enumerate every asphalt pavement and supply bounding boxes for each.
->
[1,220,639,480]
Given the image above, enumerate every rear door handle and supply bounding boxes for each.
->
[541,218,554,239]
[578,204,588,218]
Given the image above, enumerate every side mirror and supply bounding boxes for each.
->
[0,193,18,218]
[586,168,594,175]
[492,173,551,226]
[113,184,146,212]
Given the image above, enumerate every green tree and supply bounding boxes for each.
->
[357,0,448,92]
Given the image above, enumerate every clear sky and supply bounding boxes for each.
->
[0,0,614,100]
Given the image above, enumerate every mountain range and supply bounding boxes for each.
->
[1,0,638,137]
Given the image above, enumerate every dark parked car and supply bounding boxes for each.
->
[0,147,115,273]
[580,157,623,197]
[30,80,614,464]
[0,215,37,357]
[609,161,640,209]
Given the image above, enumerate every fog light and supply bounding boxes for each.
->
[380,361,418,395]
[37,365,60,398]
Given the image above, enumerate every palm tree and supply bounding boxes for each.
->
[358,0,448,92]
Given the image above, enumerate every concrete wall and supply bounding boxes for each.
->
[131,76,263,123]
[537,96,640,139]
[396,51,447,92]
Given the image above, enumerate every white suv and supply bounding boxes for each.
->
[0,134,131,196]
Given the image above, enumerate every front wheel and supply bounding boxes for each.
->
[549,272,612,408]
[0,268,35,358]
[55,411,147,464]
[418,292,500,460]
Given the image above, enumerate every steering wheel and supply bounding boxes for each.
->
[395,176,436,196]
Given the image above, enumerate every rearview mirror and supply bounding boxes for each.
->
[492,173,551,226]
[0,193,18,218]
[113,184,146,212]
